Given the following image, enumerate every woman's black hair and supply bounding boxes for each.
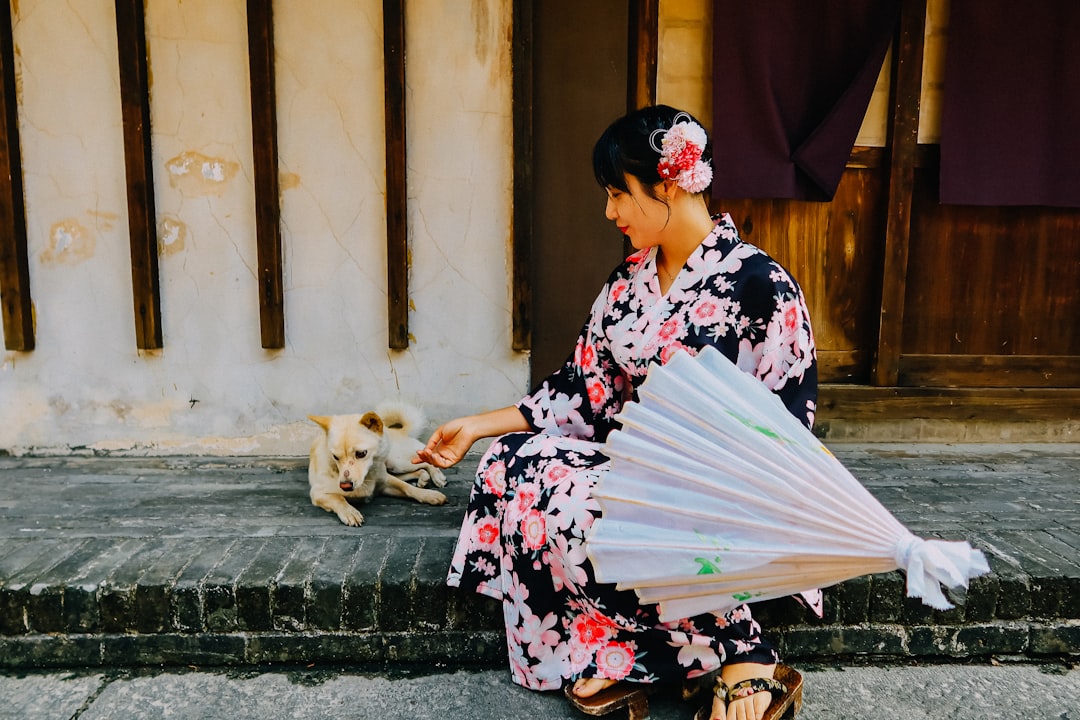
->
[592,105,713,197]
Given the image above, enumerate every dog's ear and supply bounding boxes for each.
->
[308,415,333,432]
[359,411,384,435]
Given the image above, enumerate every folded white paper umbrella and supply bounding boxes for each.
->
[587,346,989,622]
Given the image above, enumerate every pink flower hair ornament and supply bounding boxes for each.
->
[650,113,713,194]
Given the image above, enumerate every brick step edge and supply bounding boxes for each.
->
[1,622,1077,671]
[0,629,507,670]
[4,567,1078,638]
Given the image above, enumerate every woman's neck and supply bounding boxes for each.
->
[656,199,715,276]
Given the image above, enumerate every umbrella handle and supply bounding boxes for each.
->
[894,534,991,610]
[893,534,924,569]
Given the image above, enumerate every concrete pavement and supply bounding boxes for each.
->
[1,661,1078,719]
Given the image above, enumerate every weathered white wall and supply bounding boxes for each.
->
[0,0,524,456]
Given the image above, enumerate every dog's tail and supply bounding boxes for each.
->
[375,400,427,435]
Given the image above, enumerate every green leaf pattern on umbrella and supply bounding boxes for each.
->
[693,530,731,575]
[725,409,785,441]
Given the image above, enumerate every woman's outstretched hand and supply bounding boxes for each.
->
[414,417,476,469]
[413,406,531,469]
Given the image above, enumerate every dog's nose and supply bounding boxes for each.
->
[343,468,350,479]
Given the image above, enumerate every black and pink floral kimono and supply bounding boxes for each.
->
[447,214,819,691]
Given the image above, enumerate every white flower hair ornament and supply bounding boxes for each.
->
[650,113,713,194]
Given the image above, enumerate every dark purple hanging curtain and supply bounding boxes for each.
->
[710,1,901,201]
[940,0,1080,207]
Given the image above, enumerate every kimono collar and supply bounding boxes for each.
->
[649,216,732,274]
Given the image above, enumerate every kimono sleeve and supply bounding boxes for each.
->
[732,265,819,429]
[515,279,628,441]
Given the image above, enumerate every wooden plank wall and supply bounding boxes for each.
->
[720,162,888,385]
[707,0,1080,421]
[903,165,1080,386]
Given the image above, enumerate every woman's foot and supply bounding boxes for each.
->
[707,662,776,720]
[565,678,651,720]
[708,691,770,720]
[571,677,617,698]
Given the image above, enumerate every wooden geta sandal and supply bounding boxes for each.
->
[694,664,803,720]
[563,681,652,720]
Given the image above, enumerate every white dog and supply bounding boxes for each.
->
[307,401,447,527]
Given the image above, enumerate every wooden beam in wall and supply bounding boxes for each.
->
[383,0,408,349]
[624,0,658,260]
[819,385,1080,423]
[115,0,163,350]
[0,1,32,351]
[872,0,925,386]
[511,0,533,352]
[847,145,939,180]
[899,354,1080,389]
[246,0,285,349]
[628,0,658,110]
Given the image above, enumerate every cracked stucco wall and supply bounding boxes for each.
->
[0,0,523,456]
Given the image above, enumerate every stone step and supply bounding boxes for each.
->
[0,448,1078,669]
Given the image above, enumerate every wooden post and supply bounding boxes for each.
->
[115,0,163,350]
[511,0,533,352]
[384,0,409,349]
[872,0,925,386]
[0,0,32,351]
[247,0,285,349]
[628,0,658,111]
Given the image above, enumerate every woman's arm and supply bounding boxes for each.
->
[515,268,630,442]
[414,405,530,469]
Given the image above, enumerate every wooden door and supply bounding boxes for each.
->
[528,0,631,386]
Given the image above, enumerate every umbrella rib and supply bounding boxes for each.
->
[609,407,905,538]
[610,420,903,544]
[597,449,904,547]
[611,555,899,589]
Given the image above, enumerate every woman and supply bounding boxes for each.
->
[416,105,817,720]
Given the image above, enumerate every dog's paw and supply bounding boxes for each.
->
[427,467,447,488]
[337,506,365,526]
[418,489,447,506]
[414,465,447,488]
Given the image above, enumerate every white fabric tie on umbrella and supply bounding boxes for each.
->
[587,346,990,622]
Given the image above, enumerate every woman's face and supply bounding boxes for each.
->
[604,174,669,250]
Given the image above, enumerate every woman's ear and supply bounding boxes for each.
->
[661,178,679,199]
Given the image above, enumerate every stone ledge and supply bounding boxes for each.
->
[0,536,504,638]
[778,621,1080,661]
[2,448,1078,671]
[4,541,1078,636]
[0,630,507,670]
[3,622,1077,671]
[2,535,1079,670]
